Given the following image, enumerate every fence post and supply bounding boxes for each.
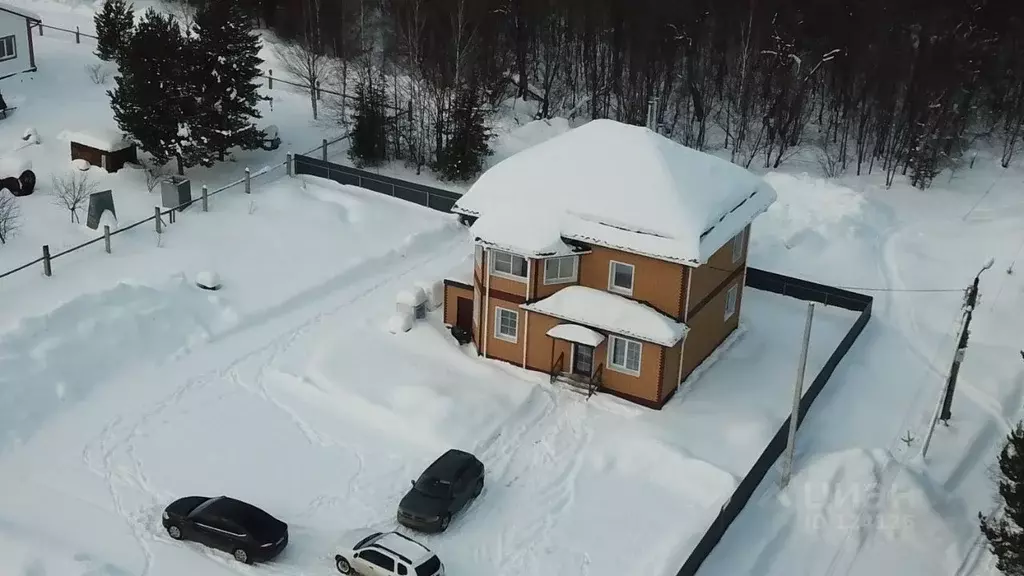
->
[154,206,162,234]
[322,138,328,161]
[202,185,208,211]
[38,24,42,36]
[244,167,251,194]
[268,69,273,89]
[75,26,80,43]
[42,245,51,277]
[104,225,111,254]
[286,152,293,177]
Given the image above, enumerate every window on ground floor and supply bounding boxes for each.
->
[0,36,16,61]
[494,307,519,342]
[608,335,642,375]
[491,250,528,280]
[724,283,738,320]
[544,255,578,284]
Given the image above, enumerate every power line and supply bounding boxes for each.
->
[704,263,965,294]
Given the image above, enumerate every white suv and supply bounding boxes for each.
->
[334,530,444,576]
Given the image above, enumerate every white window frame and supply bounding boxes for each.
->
[731,228,746,264]
[475,244,483,269]
[543,255,578,285]
[472,286,481,328]
[607,335,642,376]
[0,35,15,62]
[608,260,635,296]
[494,307,519,342]
[489,250,528,282]
[724,284,739,320]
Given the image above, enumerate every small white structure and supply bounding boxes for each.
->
[396,287,428,320]
[388,311,414,334]
[195,271,222,291]
[415,280,443,311]
[0,3,40,80]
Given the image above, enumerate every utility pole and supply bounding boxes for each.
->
[781,302,815,488]
[921,258,994,459]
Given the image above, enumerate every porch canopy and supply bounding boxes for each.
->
[522,285,688,347]
[547,323,606,347]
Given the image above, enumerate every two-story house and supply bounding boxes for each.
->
[441,119,778,409]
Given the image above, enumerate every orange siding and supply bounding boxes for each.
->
[577,246,686,318]
[443,283,473,326]
[680,275,745,379]
[660,339,683,402]
[533,256,582,299]
[686,225,749,318]
[600,339,663,403]
[483,295,526,365]
[524,313,571,373]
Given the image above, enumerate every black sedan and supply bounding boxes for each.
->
[397,449,485,533]
[162,495,288,564]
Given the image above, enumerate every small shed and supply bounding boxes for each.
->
[66,130,137,173]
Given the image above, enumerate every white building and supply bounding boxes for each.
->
[0,2,39,80]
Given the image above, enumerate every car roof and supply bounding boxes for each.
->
[422,449,477,480]
[371,532,432,565]
[203,497,274,525]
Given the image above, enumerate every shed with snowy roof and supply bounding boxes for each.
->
[0,2,41,80]
[65,130,138,173]
[442,119,777,409]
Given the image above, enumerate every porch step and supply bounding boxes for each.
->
[553,374,597,396]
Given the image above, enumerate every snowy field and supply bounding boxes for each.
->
[3,2,1024,576]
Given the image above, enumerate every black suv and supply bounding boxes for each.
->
[397,449,485,532]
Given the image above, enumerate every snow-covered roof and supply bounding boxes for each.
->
[59,130,132,151]
[455,119,777,266]
[0,2,41,22]
[547,323,606,347]
[522,286,687,347]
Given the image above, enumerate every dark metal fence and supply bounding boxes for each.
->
[675,267,873,576]
[293,155,462,212]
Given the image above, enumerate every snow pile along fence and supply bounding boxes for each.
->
[675,267,873,576]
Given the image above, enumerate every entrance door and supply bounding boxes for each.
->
[572,344,594,377]
[455,297,474,331]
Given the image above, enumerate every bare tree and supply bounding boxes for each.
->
[52,171,98,223]
[0,190,19,244]
[275,41,329,120]
[160,0,198,29]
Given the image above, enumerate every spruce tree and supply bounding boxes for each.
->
[192,0,267,161]
[109,9,209,175]
[94,0,135,63]
[348,79,389,167]
[981,422,1024,575]
[434,85,491,182]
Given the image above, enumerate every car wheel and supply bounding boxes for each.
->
[440,513,451,532]
[473,478,484,497]
[335,555,353,574]
[233,548,251,564]
[167,525,183,540]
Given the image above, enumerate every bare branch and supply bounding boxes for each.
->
[0,190,19,244]
[52,171,98,224]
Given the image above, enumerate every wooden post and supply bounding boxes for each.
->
[75,26,80,43]
[154,206,162,234]
[316,80,322,100]
[322,138,328,161]
[781,302,814,488]
[286,153,293,177]
[103,225,111,253]
[42,244,51,277]
[38,24,42,36]
[201,185,208,211]
[244,167,251,194]
[268,69,273,89]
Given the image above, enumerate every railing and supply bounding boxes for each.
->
[32,22,97,44]
[588,364,603,398]
[0,134,348,283]
[549,352,564,384]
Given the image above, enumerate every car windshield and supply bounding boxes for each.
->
[413,477,451,499]
[416,555,441,576]
[188,496,222,519]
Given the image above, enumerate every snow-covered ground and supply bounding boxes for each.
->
[3,2,1024,576]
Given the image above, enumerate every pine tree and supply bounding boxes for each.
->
[109,9,209,175]
[192,0,267,161]
[433,85,491,182]
[348,79,389,167]
[981,422,1024,575]
[94,0,135,63]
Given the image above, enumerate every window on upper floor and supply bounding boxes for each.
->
[608,260,635,296]
[0,36,15,62]
[731,228,746,264]
[543,255,578,285]
[490,250,528,280]
[608,335,642,375]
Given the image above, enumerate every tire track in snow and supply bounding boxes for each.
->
[78,223,468,576]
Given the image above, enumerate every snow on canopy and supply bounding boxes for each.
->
[0,2,41,21]
[59,130,132,152]
[522,285,688,347]
[454,119,777,265]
